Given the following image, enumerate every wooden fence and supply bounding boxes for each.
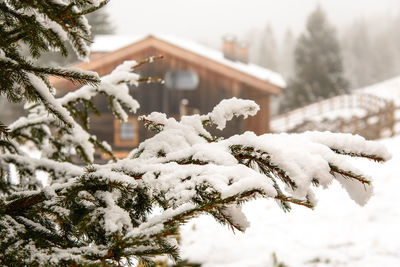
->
[271,93,397,140]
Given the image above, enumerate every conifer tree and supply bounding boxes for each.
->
[341,19,374,89]
[86,5,114,38]
[0,1,390,266]
[280,6,348,111]
[280,29,295,79]
[257,24,278,71]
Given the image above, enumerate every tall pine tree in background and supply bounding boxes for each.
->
[86,6,114,38]
[341,19,375,89]
[279,29,296,79]
[280,6,348,112]
[341,13,400,89]
[0,1,390,266]
[256,24,278,71]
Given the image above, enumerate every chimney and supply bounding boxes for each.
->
[236,42,249,64]
[222,35,237,61]
[222,35,249,64]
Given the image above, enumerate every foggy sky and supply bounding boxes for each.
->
[107,0,399,45]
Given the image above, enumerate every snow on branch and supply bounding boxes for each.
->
[201,97,260,130]
[6,60,141,167]
[0,0,392,264]
[60,60,140,123]
[0,5,391,257]
[1,97,390,265]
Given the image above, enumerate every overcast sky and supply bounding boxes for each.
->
[107,0,399,46]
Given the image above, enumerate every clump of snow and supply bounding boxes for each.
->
[304,131,392,161]
[202,97,259,130]
[95,190,133,234]
[27,73,76,127]
[60,60,140,120]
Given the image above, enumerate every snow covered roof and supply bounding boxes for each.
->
[91,34,286,89]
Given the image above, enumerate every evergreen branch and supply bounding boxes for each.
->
[77,0,110,15]
[215,207,245,232]
[89,137,117,162]
[274,195,314,209]
[0,140,18,154]
[171,260,201,267]
[9,117,58,134]
[139,116,165,132]
[198,133,219,143]
[230,145,297,190]
[174,157,208,165]
[330,148,386,162]
[154,190,263,235]
[137,77,165,84]
[131,55,164,69]
[0,121,10,136]
[329,164,371,185]
[0,154,84,188]
[21,1,93,58]
[3,192,46,215]
[264,173,292,211]
[0,61,99,86]
[108,168,144,180]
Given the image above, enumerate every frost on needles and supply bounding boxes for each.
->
[0,0,392,266]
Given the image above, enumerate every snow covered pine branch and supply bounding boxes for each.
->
[0,95,391,265]
[0,0,391,266]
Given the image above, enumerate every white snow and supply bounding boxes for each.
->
[60,60,140,119]
[95,190,133,234]
[356,75,400,106]
[203,97,259,130]
[26,73,76,127]
[91,34,286,89]
[91,35,146,52]
[179,136,400,267]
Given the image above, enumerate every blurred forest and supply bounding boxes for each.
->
[247,9,400,113]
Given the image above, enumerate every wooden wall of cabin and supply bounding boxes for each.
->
[242,86,270,134]
[82,46,273,157]
[129,47,247,139]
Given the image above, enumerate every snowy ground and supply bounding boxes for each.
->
[179,136,400,267]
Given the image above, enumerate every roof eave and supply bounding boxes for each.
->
[52,35,283,94]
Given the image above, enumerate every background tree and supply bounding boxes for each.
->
[0,1,390,266]
[341,15,400,89]
[256,24,279,71]
[341,19,375,89]
[280,6,348,112]
[279,29,296,79]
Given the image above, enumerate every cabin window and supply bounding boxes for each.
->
[165,70,199,90]
[120,122,135,140]
[114,117,139,147]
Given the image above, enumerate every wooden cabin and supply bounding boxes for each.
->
[52,34,286,159]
